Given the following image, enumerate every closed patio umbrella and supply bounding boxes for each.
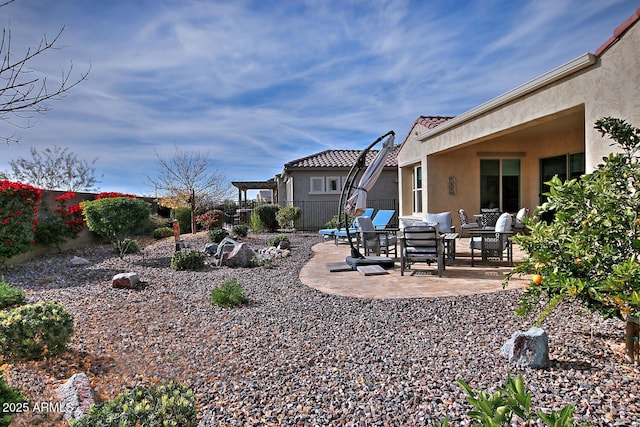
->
[344,132,395,217]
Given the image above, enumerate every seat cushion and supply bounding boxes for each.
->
[425,212,452,233]
[495,212,512,233]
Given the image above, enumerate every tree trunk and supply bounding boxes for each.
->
[625,317,640,364]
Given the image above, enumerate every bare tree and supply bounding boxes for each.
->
[146,145,233,232]
[1,0,89,143]
[7,145,100,191]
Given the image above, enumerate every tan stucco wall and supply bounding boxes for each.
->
[397,15,640,226]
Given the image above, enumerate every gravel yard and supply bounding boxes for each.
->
[2,232,639,426]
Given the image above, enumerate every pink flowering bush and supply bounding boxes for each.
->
[195,210,223,230]
[0,180,42,262]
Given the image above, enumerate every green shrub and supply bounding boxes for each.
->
[117,238,139,254]
[71,380,197,427]
[0,370,27,427]
[210,279,248,307]
[250,204,280,232]
[276,206,302,229]
[267,234,290,248]
[173,207,192,234]
[208,228,228,243]
[170,249,205,271]
[0,278,25,310]
[152,226,174,239]
[232,224,249,238]
[0,301,74,362]
[81,197,151,259]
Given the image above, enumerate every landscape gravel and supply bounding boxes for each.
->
[2,232,639,426]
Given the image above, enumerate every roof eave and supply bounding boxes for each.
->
[416,53,597,142]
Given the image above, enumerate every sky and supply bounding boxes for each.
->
[0,0,637,198]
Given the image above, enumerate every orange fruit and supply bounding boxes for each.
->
[532,274,543,284]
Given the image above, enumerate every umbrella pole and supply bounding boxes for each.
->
[338,130,395,259]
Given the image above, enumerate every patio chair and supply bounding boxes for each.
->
[458,208,479,238]
[400,224,444,276]
[480,210,502,229]
[318,208,374,240]
[470,212,513,266]
[334,209,395,238]
[355,216,397,257]
[513,207,529,234]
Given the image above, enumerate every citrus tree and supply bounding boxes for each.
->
[505,117,640,363]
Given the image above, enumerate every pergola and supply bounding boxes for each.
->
[231,180,278,209]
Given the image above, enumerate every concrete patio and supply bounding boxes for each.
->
[300,237,530,299]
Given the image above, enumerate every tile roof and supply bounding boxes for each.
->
[285,144,401,169]
[415,115,455,129]
[595,6,640,56]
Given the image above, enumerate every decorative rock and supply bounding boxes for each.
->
[55,373,98,423]
[277,240,291,250]
[500,327,550,368]
[112,272,140,289]
[224,242,258,268]
[69,256,90,266]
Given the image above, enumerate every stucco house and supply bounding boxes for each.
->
[396,7,640,229]
[276,146,400,231]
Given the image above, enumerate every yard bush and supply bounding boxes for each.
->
[195,209,224,230]
[71,380,197,427]
[152,226,174,239]
[210,279,248,307]
[0,370,27,427]
[267,234,290,248]
[250,204,280,232]
[0,278,25,310]
[208,228,228,243]
[118,238,139,254]
[0,180,42,263]
[35,191,85,252]
[232,224,249,238]
[81,197,151,259]
[173,207,192,234]
[170,249,205,271]
[276,206,301,229]
[0,301,74,362]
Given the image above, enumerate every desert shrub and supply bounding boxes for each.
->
[117,238,139,254]
[173,207,192,234]
[72,380,197,427]
[0,370,27,427]
[267,234,290,248]
[170,249,205,271]
[81,197,151,259]
[0,301,74,362]
[232,224,249,238]
[250,204,280,232]
[276,206,302,229]
[0,180,42,263]
[0,278,25,310]
[208,228,228,243]
[435,374,575,427]
[210,279,248,307]
[152,226,174,239]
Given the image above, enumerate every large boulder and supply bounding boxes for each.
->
[55,373,98,423]
[224,242,258,268]
[500,327,550,369]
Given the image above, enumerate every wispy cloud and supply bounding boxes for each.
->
[0,0,636,195]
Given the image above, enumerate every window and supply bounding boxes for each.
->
[480,159,520,212]
[539,152,585,204]
[310,177,324,193]
[412,165,422,214]
[326,176,341,193]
